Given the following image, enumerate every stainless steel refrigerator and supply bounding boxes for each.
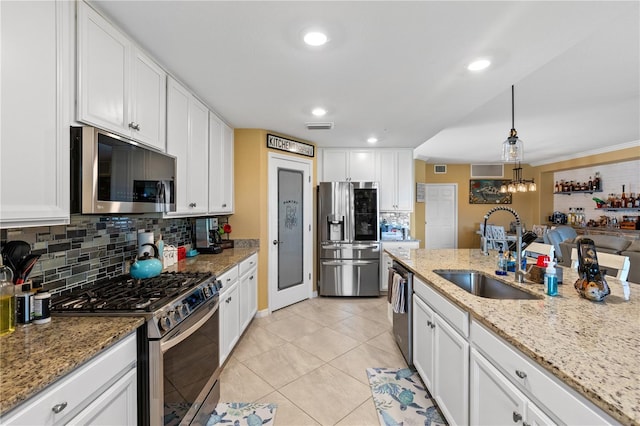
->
[317,182,380,296]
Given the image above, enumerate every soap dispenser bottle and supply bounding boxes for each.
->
[496,249,507,276]
[545,261,558,296]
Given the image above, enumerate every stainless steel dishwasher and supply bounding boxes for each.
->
[390,260,413,366]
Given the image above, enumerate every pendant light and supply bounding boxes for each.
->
[501,85,523,162]
[499,84,536,194]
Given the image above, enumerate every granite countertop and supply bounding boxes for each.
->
[386,248,639,425]
[0,246,259,417]
[0,316,144,416]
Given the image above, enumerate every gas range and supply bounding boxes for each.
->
[51,271,221,338]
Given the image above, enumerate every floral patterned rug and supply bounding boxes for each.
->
[367,367,448,426]
[164,402,276,426]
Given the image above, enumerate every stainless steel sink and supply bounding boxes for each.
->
[433,270,542,300]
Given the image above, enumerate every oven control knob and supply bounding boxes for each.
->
[171,309,181,322]
[179,304,189,317]
[203,286,211,298]
[158,315,172,332]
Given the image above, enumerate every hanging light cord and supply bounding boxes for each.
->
[509,85,517,139]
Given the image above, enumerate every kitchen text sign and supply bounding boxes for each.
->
[267,134,315,157]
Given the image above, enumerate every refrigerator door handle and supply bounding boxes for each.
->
[321,260,378,266]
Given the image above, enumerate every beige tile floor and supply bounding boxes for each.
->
[219,296,408,425]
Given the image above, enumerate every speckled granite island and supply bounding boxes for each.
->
[0,247,258,417]
[386,248,639,425]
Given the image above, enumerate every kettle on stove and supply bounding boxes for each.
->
[130,243,163,279]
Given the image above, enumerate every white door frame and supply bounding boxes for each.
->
[424,183,458,249]
[267,152,313,312]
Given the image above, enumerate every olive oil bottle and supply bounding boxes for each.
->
[0,264,15,336]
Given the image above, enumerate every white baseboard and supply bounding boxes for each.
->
[312,291,318,298]
[255,309,269,318]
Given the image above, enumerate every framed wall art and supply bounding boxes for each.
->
[469,179,512,204]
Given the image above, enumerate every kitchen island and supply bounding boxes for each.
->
[386,248,639,425]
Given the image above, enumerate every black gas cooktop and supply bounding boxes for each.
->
[51,272,216,313]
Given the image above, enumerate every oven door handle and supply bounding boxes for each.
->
[160,301,218,353]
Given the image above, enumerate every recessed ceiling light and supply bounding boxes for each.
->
[312,107,327,117]
[467,59,491,71]
[367,137,378,144]
[304,31,328,46]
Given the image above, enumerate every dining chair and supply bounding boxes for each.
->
[570,248,631,281]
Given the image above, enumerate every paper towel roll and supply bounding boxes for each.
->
[137,231,154,257]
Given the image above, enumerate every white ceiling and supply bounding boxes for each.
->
[90,1,640,166]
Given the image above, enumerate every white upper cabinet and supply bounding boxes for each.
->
[0,0,71,228]
[166,77,209,215]
[377,149,414,211]
[77,2,166,151]
[320,149,376,182]
[209,112,234,214]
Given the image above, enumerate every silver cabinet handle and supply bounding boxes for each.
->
[515,370,527,379]
[222,203,227,208]
[52,402,67,414]
[250,276,254,280]
[512,411,522,423]
[523,423,531,426]
[189,202,197,208]
[273,240,282,245]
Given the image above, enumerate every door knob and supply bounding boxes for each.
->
[273,240,282,245]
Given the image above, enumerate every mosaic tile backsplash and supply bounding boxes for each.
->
[1,215,196,294]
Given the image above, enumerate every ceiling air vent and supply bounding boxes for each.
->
[434,165,447,174]
[305,122,334,130]
[471,164,504,178]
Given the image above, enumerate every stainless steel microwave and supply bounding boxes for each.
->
[71,126,176,214]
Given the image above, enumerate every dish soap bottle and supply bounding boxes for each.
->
[545,261,558,296]
[496,249,507,276]
[0,263,15,335]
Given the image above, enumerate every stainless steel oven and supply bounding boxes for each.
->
[150,295,220,426]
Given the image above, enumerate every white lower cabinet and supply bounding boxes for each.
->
[470,348,554,426]
[239,254,258,331]
[412,277,469,425]
[219,267,240,365]
[1,333,137,425]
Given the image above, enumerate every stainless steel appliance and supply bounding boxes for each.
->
[317,182,380,296]
[50,272,222,426]
[70,126,176,214]
[194,218,223,253]
[390,260,413,366]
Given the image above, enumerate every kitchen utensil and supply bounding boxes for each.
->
[130,243,163,279]
[1,241,31,276]
[14,254,41,284]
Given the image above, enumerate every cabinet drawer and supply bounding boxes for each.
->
[218,266,239,296]
[471,321,614,425]
[414,277,468,337]
[239,253,258,276]
[2,333,136,425]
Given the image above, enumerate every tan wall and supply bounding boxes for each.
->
[231,129,317,311]
[411,146,639,249]
[412,162,538,249]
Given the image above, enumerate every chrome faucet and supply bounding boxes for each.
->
[481,206,526,283]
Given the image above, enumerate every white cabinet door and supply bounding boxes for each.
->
[377,150,414,211]
[167,77,208,215]
[77,2,129,134]
[131,49,166,151]
[209,113,234,214]
[434,312,469,425]
[66,368,137,426]
[471,348,526,426]
[348,150,376,181]
[526,402,557,426]
[395,149,414,211]
[412,295,435,391]
[322,149,349,181]
[188,97,209,214]
[239,267,257,331]
[220,282,240,364]
[0,0,71,228]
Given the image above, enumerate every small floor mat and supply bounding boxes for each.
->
[367,367,448,426]
[205,402,277,426]
[164,402,276,426]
